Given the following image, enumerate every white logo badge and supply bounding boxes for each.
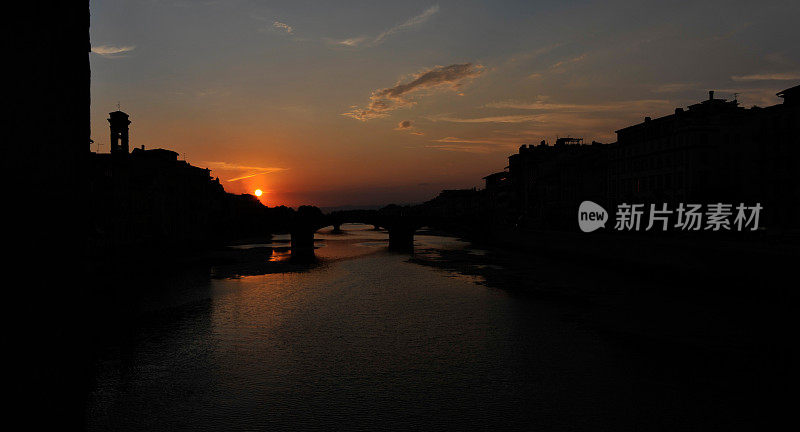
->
[578,201,607,232]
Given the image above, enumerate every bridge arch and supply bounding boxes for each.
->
[287,208,428,259]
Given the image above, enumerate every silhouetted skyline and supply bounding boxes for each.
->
[10,3,798,431]
[90,0,800,207]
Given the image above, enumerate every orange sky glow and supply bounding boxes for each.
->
[90,0,799,208]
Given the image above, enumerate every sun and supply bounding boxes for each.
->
[254,189,263,197]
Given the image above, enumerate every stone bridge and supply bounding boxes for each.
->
[288,206,431,259]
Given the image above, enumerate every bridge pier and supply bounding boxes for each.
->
[325,209,421,252]
[387,225,415,252]
[331,223,343,234]
[290,228,316,261]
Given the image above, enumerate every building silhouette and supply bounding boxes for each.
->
[89,110,286,254]
[608,86,799,228]
[508,138,607,229]
[437,85,800,232]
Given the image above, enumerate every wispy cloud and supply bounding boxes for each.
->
[484,98,672,112]
[91,45,135,57]
[650,82,698,93]
[549,53,587,71]
[332,5,439,47]
[202,161,288,182]
[335,36,368,47]
[731,73,800,81]
[432,136,516,145]
[195,88,231,98]
[344,63,484,121]
[424,144,499,153]
[430,111,631,142]
[374,5,439,45]
[252,14,297,37]
[430,114,542,124]
[425,136,522,153]
[273,21,293,34]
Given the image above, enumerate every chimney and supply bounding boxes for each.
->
[709,90,714,100]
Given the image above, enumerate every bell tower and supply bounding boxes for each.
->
[108,110,131,157]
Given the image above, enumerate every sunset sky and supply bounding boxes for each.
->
[90,0,800,207]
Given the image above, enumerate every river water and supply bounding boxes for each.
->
[85,224,771,431]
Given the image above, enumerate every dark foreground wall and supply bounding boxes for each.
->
[8,3,91,431]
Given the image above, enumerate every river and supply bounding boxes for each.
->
[85,224,776,431]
